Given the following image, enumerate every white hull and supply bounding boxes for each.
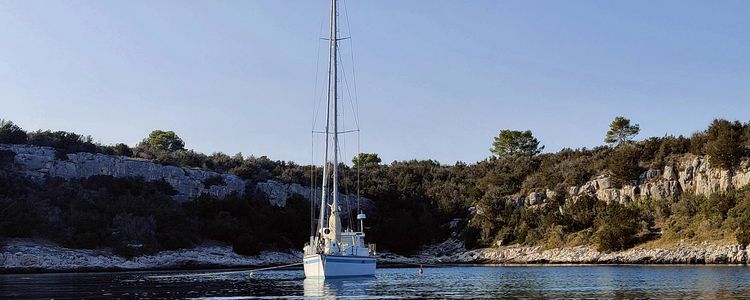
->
[304,254,376,278]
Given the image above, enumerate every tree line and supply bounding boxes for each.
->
[3,116,750,254]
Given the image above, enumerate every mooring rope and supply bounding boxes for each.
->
[147,262,303,279]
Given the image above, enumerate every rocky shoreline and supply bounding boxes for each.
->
[0,239,301,274]
[3,239,748,274]
[418,239,750,265]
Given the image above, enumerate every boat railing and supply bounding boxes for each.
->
[303,242,320,256]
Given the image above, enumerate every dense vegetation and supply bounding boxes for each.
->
[3,116,750,256]
[0,167,310,257]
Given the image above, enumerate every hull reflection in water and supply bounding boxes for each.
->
[303,276,376,298]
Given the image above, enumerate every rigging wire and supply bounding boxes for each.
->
[334,50,353,230]
[342,0,363,224]
[338,31,359,229]
[310,17,327,238]
[343,0,361,128]
[357,130,361,221]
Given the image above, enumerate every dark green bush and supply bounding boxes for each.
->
[705,119,744,169]
[0,120,27,144]
[737,227,750,247]
[689,131,708,156]
[726,192,750,246]
[594,203,640,252]
[111,143,133,157]
[561,195,602,232]
[27,130,101,159]
[606,144,643,187]
[0,150,15,166]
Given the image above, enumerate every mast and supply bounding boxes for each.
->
[330,0,339,218]
[318,0,338,240]
[317,0,337,237]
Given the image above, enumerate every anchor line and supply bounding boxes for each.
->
[146,262,303,279]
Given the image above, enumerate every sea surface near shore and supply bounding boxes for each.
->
[4,265,750,299]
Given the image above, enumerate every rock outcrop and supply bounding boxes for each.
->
[1,144,373,210]
[255,180,374,213]
[526,155,750,206]
[1,144,246,202]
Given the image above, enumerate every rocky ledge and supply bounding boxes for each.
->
[0,144,246,202]
[518,155,750,207]
[0,239,301,273]
[421,239,749,264]
[3,239,749,273]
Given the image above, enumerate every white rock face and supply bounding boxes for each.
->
[1,144,246,202]
[567,155,750,204]
[1,144,372,210]
[255,180,373,213]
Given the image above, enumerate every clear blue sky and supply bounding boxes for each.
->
[1,1,748,164]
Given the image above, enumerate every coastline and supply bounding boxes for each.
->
[429,240,749,265]
[2,239,748,274]
[0,239,301,274]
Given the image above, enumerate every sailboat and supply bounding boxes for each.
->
[302,0,377,278]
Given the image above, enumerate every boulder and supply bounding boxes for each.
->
[639,180,681,200]
[527,192,546,206]
[595,188,621,204]
[620,185,639,202]
[641,169,662,182]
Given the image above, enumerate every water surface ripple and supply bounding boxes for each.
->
[2,265,750,299]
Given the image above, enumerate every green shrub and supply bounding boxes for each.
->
[672,194,703,218]
[705,119,744,169]
[111,143,133,157]
[651,135,691,168]
[689,131,708,156]
[27,130,100,159]
[726,191,750,246]
[141,130,185,152]
[606,144,643,187]
[0,150,15,167]
[737,225,750,247]
[561,195,602,232]
[0,119,27,144]
[594,203,640,252]
[699,193,735,222]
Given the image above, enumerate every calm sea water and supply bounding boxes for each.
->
[3,265,750,299]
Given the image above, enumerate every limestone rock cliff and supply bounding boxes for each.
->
[0,144,372,210]
[527,155,750,206]
[1,144,246,202]
[255,180,374,213]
